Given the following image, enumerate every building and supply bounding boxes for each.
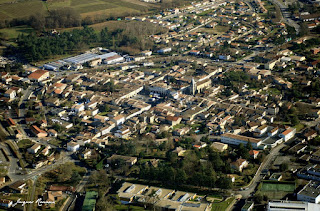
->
[157,47,172,54]
[4,89,16,99]
[221,133,262,149]
[67,141,80,152]
[0,199,13,208]
[231,158,249,172]
[267,200,320,211]
[27,143,41,154]
[111,114,126,125]
[30,125,47,138]
[297,181,320,203]
[211,142,228,152]
[117,182,211,211]
[115,127,131,139]
[279,127,296,142]
[249,150,259,159]
[297,165,320,181]
[107,154,138,166]
[241,201,254,211]
[28,69,50,82]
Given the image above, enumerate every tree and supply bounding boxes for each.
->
[280,163,288,171]
[300,22,310,36]
[57,164,73,182]
[254,192,263,204]
[176,169,187,184]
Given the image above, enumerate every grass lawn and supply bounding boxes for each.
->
[17,139,33,150]
[294,123,305,132]
[214,25,230,33]
[211,197,235,211]
[115,205,145,211]
[0,25,34,41]
[48,139,63,147]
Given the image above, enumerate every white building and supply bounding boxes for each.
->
[115,127,131,139]
[157,47,172,54]
[279,127,296,142]
[67,141,80,152]
[221,133,262,149]
[111,114,126,125]
[297,181,320,204]
[268,200,320,211]
[27,144,41,154]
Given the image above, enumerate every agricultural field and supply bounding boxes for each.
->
[0,0,159,20]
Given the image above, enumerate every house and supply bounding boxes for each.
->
[231,158,249,172]
[30,125,47,138]
[279,127,296,142]
[7,118,15,126]
[227,174,236,183]
[27,143,41,154]
[249,150,259,159]
[28,69,49,82]
[48,129,58,137]
[4,89,16,99]
[81,149,92,159]
[173,127,190,136]
[33,160,48,169]
[111,114,126,125]
[141,50,152,57]
[193,142,207,149]
[115,127,131,139]
[41,146,50,156]
[0,176,5,186]
[157,47,172,54]
[67,141,80,152]
[303,129,317,141]
[8,181,26,193]
[107,154,138,166]
[166,116,182,127]
[173,147,186,156]
[211,142,228,152]
[43,191,63,207]
[0,199,13,208]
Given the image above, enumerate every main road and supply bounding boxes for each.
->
[237,142,286,198]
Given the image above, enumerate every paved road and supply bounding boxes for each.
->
[60,172,91,211]
[237,142,286,198]
[270,0,300,34]
[4,151,75,186]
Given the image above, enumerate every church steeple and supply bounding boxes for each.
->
[191,77,196,95]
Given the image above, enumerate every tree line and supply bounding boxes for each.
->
[11,24,143,62]
[0,8,81,30]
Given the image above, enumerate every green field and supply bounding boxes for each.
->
[211,197,235,211]
[0,0,157,20]
[0,25,34,40]
[261,181,295,200]
[261,182,295,192]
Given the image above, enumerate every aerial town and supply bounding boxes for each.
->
[0,0,320,210]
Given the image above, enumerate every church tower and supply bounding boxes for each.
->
[190,77,197,95]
